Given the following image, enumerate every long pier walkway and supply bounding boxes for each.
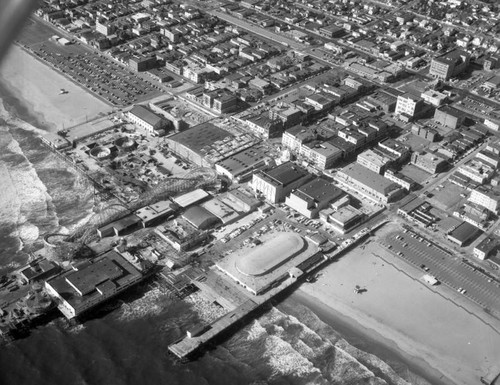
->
[168,222,386,360]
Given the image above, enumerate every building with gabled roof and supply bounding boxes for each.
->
[127,105,168,135]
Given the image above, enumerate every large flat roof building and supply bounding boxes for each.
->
[469,186,500,213]
[448,221,481,247]
[45,251,143,319]
[127,105,167,135]
[285,177,345,218]
[320,205,365,234]
[216,231,320,295]
[429,50,470,80]
[252,161,314,203]
[335,163,405,204]
[357,149,393,174]
[215,144,272,182]
[166,123,234,166]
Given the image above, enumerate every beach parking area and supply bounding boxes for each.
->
[298,231,500,385]
[1,45,112,132]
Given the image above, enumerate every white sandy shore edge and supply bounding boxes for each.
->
[0,44,112,132]
[298,240,500,385]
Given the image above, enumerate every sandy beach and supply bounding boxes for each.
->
[298,232,500,385]
[0,44,112,132]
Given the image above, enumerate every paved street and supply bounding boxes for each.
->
[383,229,500,316]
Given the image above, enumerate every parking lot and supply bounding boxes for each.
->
[31,44,161,106]
[383,229,500,315]
[18,18,161,107]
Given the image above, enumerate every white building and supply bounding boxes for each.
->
[285,177,344,218]
[395,93,424,118]
[357,149,392,174]
[252,162,313,203]
[469,187,500,213]
[127,105,167,135]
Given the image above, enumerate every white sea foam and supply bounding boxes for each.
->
[118,286,171,321]
[245,320,267,341]
[67,324,86,334]
[1,134,59,244]
[242,306,413,385]
[263,334,320,378]
[0,98,47,136]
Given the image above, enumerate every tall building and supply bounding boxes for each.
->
[395,93,425,119]
[429,50,470,80]
[251,162,313,203]
[469,187,500,213]
[285,177,345,218]
[357,149,393,174]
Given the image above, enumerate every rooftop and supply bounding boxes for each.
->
[235,232,305,277]
[168,122,233,155]
[182,205,220,230]
[215,144,269,176]
[129,105,164,127]
[46,251,142,315]
[338,163,400,195]
[259,161,310,187]
[293,177,344,203]
[329,205,363,224]
[448,221,481,244]
[172,189,210,208]
[66,258,123,296]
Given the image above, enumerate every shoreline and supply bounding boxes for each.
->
[290,290,449,385]
[0,44,112,133]
[294,236,500,385]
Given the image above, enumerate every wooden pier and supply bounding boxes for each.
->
[168,222,384,360]
[168,299,258,359]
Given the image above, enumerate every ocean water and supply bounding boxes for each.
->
[0,83,431,385]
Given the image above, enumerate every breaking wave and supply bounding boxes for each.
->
[118,285,174,322]
[0,90,94,269]
[219,304,415,385]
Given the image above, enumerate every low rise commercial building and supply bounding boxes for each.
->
[448,221,481,247]
[429,50,470,80]
[127,105,168,136]
[252,161,313,203]
[302,141,343,170]
[215,145,273,182]
[45,251,144,319]
[202,89,239,114]
[335,163,405,204]
[285,177,344,218]
[384,170,416,191]
[155,219,209,251]
[357,149,393,174]
[135,200,176,227]
[421,90,448,107]
[320,205,365,234]
[457,159,495,184]
[473,236,498,260]
[411,151,448,174]
[434,106,465,129]
[97,215,142,238]
[201,197,240,225]
[469,186,500,213]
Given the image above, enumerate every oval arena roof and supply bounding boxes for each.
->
[235,232,305,277]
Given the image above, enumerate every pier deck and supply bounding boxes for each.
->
[168,298,257,359]
[168,223,383,360]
